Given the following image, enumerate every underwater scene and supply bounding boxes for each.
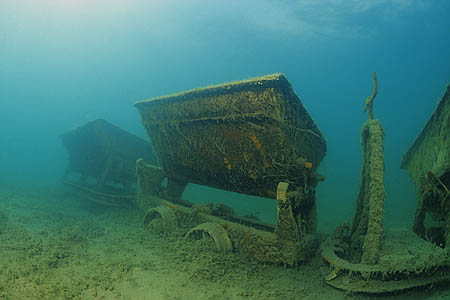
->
[1,1,449,299]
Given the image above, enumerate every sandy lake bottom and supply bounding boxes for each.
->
[0,184,449,300]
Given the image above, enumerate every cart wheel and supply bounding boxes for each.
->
[143,205,177,233]
[185,222,232,253]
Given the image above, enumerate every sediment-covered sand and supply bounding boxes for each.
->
[0,185,448,300]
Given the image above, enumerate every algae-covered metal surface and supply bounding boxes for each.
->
[350,119,385,265]
[401,84,450,186]
[135,73,326,199]
[322,228,450,294]
[401,84,450,248]
[61,119,157,204]
[139,191,317,265]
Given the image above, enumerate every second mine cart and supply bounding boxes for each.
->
[61,119,157,206]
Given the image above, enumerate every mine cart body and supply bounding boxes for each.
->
[135,73,326,200]
[401,84,449,189]
[401,84,450,248]
[61,119,157,205]
[135,74,326,265]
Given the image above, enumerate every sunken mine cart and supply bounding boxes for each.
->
[61,119,157,206]
[134,73,327,265]
[402,84,450,249]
